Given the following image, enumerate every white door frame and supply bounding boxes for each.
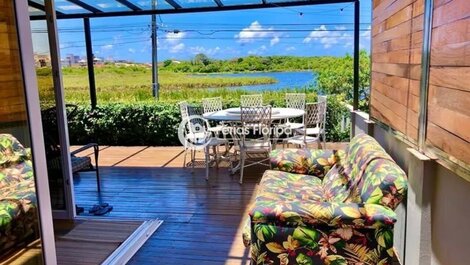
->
[45,0,77,220]
[15,0,57,263]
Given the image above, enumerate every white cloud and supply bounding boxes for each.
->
[303,25,352,49]
[128,48,136,54]
[270,36,280,46]
[102,44,113,50]
[235,21,281,45]
[335,25,347,30]
[189,46,221,56]
[169,43,185,53]
[361,25,371,40]
[165,31,186,44]
[248,45,267,55]
[286,46,296,51]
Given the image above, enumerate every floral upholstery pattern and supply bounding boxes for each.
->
[0,134,39,254]
[270,149,345,178]
[244,134,407,264]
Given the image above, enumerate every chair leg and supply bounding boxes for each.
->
[94,145,101,192]
[191,149,195,173]
[183,148,188,168]
[239,151,245,184]
[205,146,210,181]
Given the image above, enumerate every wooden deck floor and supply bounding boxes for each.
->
[72,144,346,265]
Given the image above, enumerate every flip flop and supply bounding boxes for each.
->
[93,205,113,216]
[88,203,109,214]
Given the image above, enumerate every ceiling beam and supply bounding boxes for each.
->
[65,0,103,13]
[28,0,64,15]
[115,0,142,11]
[30,0,354,20]
[213,0,224,7]
[164,0,182,9]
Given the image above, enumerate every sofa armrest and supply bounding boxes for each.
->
[249,198,396,229]
[269,149,344,178]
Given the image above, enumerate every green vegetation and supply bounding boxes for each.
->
[38,52,371,145]
[161,54,342,73]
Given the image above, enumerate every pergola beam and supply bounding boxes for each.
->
[164,0,182,9]
[352,0,360,110]
[28,0,64,15]
[30,0,353,20]
[66,0,103,13]
[115,0,142,11]
[213,0,224,7]
[84,18,97,108]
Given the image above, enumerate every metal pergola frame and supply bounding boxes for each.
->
[29,0,361,109]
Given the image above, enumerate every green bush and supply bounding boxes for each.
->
[66,95,350,146]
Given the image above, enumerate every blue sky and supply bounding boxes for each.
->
[31,2,371,63]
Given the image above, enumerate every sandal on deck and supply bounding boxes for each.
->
[88,203,109,214]
[93,205,113,216]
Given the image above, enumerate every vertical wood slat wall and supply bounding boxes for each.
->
[370,0,424,143]
[426,0,470,165]
[0,0,27,123]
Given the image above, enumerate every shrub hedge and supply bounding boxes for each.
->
[66,95,350,146]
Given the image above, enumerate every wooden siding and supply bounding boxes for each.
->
[370,0,424,142]
[0,0,27,124]
[427,0,470,165]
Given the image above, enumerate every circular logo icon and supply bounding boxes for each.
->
[178,115,211,150]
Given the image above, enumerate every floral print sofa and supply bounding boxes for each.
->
[243,134,408,265]
[0,134,39,255]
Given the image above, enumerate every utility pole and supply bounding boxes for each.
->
[151,0,159,99]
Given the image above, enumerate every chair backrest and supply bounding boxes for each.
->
[240,94,263,107]
[237,106,272,146]
[285,93,306,110]
[179,101,189,121]
[202,97,223,114]
[304,101,326,129]
[318,95,327,103]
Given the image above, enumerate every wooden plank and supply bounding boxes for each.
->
[430,18,470,66]
[412,0,424,17]
[372,78,409,103]
[385,4,413,30]
[373,0,415,24]
[371,89,408,120]
[372,62,411,77]
[370,98,407,133]
[429,67,470,92]
[372,49,411,64]
[372,71,411,89]
[427,121,470,164]
[428,84,470,129]
[409,79,420,96]
[373,20,412,44]
[433,0,470,28]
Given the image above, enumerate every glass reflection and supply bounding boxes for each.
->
[0,1,43,264]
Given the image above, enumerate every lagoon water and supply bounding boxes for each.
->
[198,71,316,91]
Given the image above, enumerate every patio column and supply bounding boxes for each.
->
[353,0,360,110]
[151,0,159,99]
[84,17,97,108]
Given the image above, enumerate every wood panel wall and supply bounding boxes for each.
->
[0,0,27,124]
[370,0,424,142]
[426,0,470,165]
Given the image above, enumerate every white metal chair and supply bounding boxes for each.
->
[232,106,272,184]
[284,93,306,130]
[284,101,327,149]
[202,97,225,134]
[240,94,263,107]
[179,102,227,180]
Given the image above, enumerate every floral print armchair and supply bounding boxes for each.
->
[0,134,39,255]
[243,134,408,265]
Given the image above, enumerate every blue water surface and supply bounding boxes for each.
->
[195,71,317,91]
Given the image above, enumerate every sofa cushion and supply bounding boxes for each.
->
[355,159,408,210]
[259,170,324,201]
[270,149,342,178]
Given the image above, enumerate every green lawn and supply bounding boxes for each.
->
[38,66,282,104]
